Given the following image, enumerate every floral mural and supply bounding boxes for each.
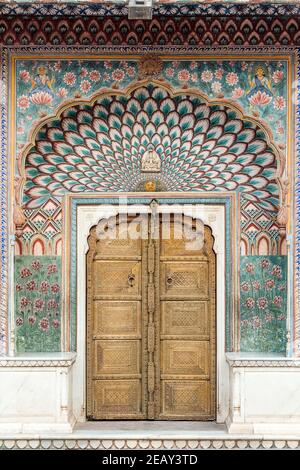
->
[240,256,287,353]
[14,256,61,352]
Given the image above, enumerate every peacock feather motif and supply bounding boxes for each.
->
[25,85,278,210]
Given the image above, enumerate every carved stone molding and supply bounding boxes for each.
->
[226,354,300,368]
[0,353,76,368]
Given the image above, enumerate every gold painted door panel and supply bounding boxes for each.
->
[87,215,215,420]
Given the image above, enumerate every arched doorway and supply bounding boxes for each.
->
[86,212,216,420]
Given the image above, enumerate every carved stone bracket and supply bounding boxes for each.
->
[13,176,26,238]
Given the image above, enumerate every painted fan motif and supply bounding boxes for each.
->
[25,85,278,210]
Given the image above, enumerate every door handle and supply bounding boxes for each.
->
[128,273,136,287]
[166,274,173,287]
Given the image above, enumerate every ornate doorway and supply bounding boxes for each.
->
[86,212,216,420]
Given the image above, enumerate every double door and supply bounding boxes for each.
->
[86,213,216,420]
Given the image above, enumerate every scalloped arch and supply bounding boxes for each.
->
[21,80,281,211]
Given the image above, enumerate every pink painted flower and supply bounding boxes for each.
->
[16,284,23,291]
[272,70,284,83]
[278,314,286,321]
[276,126,284,135]
[245,297,255,309]
[104,60,112,69]
[248,91,272,106]
[265,279,275,289]
[252,316,262,328]
[178,69,190,82]
[52,319,60,329]
[126,66,135,77]
[278,284,286,291]
[47,264,57,274]
[51,283,60,293]
[89,70,101,82]
[31,260,41,270]
[80,80,91,94]
[30,91,53,105]
[232,87,244,100]
[273,96,286,110]
[273,295,283,306]
[226,72,238,86]
[20,297,29,308]
[39,317,49,331]
[241,282,250,292]
[252,280,261,290]
[57,87,67,98]
[19,70,30,82]
[265,313,273,323]
[80,67,88,77]
[246,263,254,273]
[17,95,30,109]
[261,259,270,269]
[103,72,110,81]
[172,61,180,68]
[53,62,61,72]
[26,280,36,291]
[191,73,198,83]
[241,62,248,71]
[28,316,36,326]
[112,69,125,82]
[166,67,175,78]
[241,319,250,327]
[40,281,50,293]
[63,72,76,86]
[20,267,32,278]
[272,265,282,277]
[257,297,268,310]
[214,68,223,80]
[190,61,197,70]
[211,81,222,94]
[48,299,58,309]
[35,298,45,311]
[201,70,213,83]
[16,317,23,327]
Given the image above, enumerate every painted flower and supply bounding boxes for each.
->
[51,283,60,293]
[191,73,198,83]
[278,314,286,321]
[80,67,88,77]
[245,297,255,309]
[89,70,101,82]
[241,62,248,71]
[257,297,268,310]
[20,267,32,278]
[272,70,284,83]
[48,299,58,309]
[272,265,282,277]
[28,316,36,326]
[35,298,45,311]
[16,284,23,291]
[52,319,60,329]
[226,72,238,86]
[276,126,284,135]
[248,91,272,107]
[57,87,67,98]
[214,68,223,80]
[252,280,260,290]
[211,81,222,94]
[241,319,250,327]
[178,69,190,82]
[16,317,24,327]
[112,69,125,82]
[26,280,36,291]
[201,70,213,83]
[265,313,273,323]
[20,297,29,308]
[241,282,250,292]
[278,284,286,291]
[273,295,283,306]
[166,67,175,78]
[245,263,254,273]
[40,281,50,293]
[252,316,262,328]
[265,279,275,289]
[53,62,62,71]
[39,317,49,331]
[47,264,57,274]
[172,61,180,68]
[63,72,76,86]
[126,66,135,78]
[17,95,30,109]
[30,91,53,105]
[103,72,110,81]
[190,61,197,70]
[19,70,30,82]
[80,80,91,94]
[232,87,244,100]
[273,96,286,110]
[261,259,270,269]
[104,60,112,69]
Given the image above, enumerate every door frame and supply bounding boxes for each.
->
[63,192,238,424]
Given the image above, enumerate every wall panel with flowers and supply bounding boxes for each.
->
[14,256,61,352]
[240,255,287,353]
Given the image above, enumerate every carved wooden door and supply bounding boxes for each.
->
[86,214,215,420]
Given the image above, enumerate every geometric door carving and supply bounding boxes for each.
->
[86,212,216,420]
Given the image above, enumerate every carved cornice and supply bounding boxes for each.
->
[226,354,300,368]
[0,353,76,368]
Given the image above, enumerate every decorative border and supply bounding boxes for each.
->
[0,358,76,367]
[0,438,300,450]
[226,354,300,367]
[65,194,235,351]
